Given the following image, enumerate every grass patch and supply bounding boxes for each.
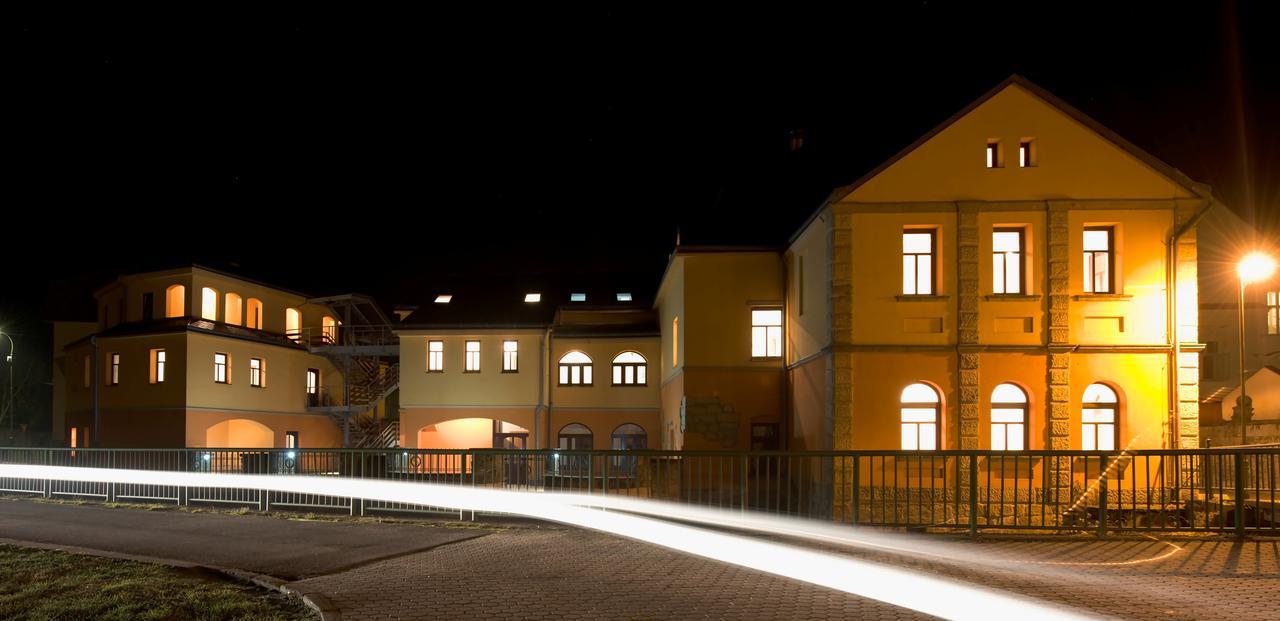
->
[0,545,314,621]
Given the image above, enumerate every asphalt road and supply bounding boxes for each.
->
[0,498,485,579]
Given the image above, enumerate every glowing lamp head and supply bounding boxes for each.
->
[1238,252,1277,284]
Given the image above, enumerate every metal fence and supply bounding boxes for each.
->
[1,447,1277,535]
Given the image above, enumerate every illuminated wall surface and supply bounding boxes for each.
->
[58,78,1208,456]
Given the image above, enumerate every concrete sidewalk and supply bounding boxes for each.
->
[0,498,486,580]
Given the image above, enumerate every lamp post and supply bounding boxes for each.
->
[1236,252,1277,446]
[0,330,13,444]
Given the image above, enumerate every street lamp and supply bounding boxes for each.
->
[1236,252,1277,445]
[0,330,13,444]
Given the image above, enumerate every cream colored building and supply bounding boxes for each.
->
[60,266,391,449]
[396,287,660,452]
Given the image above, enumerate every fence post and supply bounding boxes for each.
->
[740,454,748,514]
[1234,452,1246,538]
[43,449,51,499]
[851,456,860,526]
[1097,455,1108,538]
[968,454,978,536]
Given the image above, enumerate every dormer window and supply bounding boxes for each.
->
[570,293,587,302]
[616,293,633,302]
[524,293,541,303]
[435,295,453,304]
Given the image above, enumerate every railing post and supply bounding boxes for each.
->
[1097,455,1108,538]
[851,455,860,526]
[740,454,748,514]
[1234,452,1246,538]
[43,449,51,499]
[968,453,978,536]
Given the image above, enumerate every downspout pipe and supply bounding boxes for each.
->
[1166,198,1217,449]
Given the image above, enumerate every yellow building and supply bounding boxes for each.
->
[779,75,1210,455]
[396,286,660,452]
[60,266,394,449]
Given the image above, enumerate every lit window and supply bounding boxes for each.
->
[213,353,228,384]
[285,431,299,449]
[464,340,481,372]
[150,349,165,384]
[1267,291,1278,335]
[225,293,243,325]
[985,140,1001,168]
[108,353,120,386]
[1083,227,1114,293]
[435,295,452,304]
[1019,140,1035,167]
[306,369,319,396]
[616,293,633,302]
[245,298,263,329]
[1082,383,1118,450]
[751,309,783,358]
[249,358,264,387]
[990,383,1027,450]
[165,284,185,318]
[201,287,218,321]
[992,228,1024,294]
[570,293,587,302]
[285,308,301,341]
[502,340,518,372]
[524,293,541,303]
[900,383,939,450]
[902,230,936,295]
[612,351,647,386]
[322,316,337,344]
[672,316,678,367]
[558,351,593,386]
[427,340,444,372]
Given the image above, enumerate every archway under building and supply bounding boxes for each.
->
[416,418,529,450]
[205,418,274,448]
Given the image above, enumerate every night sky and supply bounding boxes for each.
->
[9,4,1278,324]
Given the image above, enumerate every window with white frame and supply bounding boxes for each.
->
[558,351,593,386]
[612,351,647,386]
[1267,290,1278,335]
[990,383,1027,450]
[108,353,120,386]
[902,230,936,295]
[249,358,264,387]
[213,353,229,384]
[751,308,783,358]
[502,340,518,372]
[427,340,444,372]
[900,383,939,450]
[992,228,1024,294]
[464,340,481,372]
[150,349,165,384]
[1082,383,1119,450]
[1083,227,1114,293]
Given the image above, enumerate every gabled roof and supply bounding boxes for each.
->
[790,74,1213,243]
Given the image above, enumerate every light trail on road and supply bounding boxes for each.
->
[0,464,1100,621]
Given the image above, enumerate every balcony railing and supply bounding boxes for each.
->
[1,447,1277,535]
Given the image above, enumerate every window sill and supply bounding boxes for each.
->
[501,370,519,374]
[895,295,951,302]
[750,356,783,361]
[983,294,1042,302]
[1072,294,1133,301]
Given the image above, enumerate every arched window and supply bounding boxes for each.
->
[558,423,593,450]
[990,383,1028,450]
[558,351,592,386]
[1082,383,1119,451]
[900,383,940,450]
[200,287,219,321]
[225,293,243,326]
[322,316,337,344]
[285,308,301,342]
[611,423,647,450]
[165,284,186,318]
[611,351,647,386]
[245,298,263,330]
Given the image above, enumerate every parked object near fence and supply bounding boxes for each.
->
[0,447,1276,536]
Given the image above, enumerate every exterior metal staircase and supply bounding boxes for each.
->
[299,294,401,449]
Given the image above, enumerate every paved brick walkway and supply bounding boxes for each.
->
[291,527,1280,620]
